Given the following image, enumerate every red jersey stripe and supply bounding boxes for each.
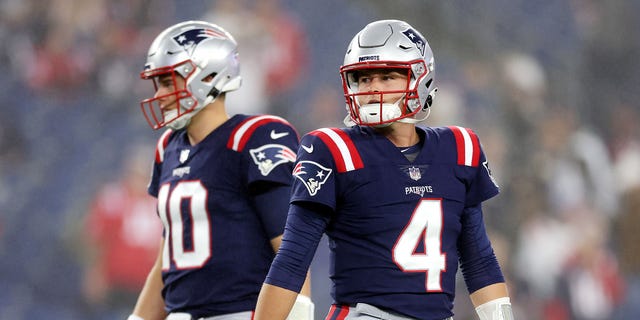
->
[311,128,363,173]
[449,126,480,167]
[155,129,173,163]
[449,126,466,166]
[227,115,291,151]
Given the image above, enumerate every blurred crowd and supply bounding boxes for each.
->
[0,0,639,319]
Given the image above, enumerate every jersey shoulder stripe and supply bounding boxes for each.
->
[310,128,363,173]
[155,129,173,163]
[448,126,480,167]
[227,115,291,152]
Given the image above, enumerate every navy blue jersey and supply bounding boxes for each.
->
[289,125,500,319]
[148,114,298,317]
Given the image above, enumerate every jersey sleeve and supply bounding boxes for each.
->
[457,204,505,292]
[228,115,299,186]
[447,126,500,205]
[468,143,500,204]
[265,202,330,292]
[290,128,362,209]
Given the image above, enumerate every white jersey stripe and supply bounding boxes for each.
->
[455,126,474,166]
[317,128,356,172]
[230,115,285,151]
[157,129,172,163]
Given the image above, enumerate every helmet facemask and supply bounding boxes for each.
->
[341,60,432,127]
[340,20,437,127]
[139,21,242,130]
[140,60,199,130]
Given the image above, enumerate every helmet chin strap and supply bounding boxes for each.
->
[165,109,191,130]
[398,107,431,124]
[167,90,221,130]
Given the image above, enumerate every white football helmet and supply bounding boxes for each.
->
[340,20,437,127]
[140,20,242,130]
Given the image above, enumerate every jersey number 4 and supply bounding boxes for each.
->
[393,199,447,292]
[157,181,211,269]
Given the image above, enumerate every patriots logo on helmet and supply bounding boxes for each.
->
[293,161,332,196]
[249,144,296,176]
[402,28,426,56]
[172,28,227,55]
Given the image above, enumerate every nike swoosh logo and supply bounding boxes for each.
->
[301,144,314,153]
[270,130,289,140]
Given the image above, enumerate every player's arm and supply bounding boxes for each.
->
[270,235,312,298]
[252,182,313,299]
[458,204,513,320]
[255,283,300,320]
[128,238,167,320]
[470,283,512,320]
[270,235,314,320]
[255,202,330,320]
[255,182,314,319]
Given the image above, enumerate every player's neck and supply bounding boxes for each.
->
[376,122,419,147]
[186,101,229,145]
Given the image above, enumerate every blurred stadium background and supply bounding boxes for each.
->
[1,0,639,319]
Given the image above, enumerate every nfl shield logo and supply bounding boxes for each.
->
[179,149,190,163]
[409,167,421,181]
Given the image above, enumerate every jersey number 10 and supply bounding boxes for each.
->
[157,181,212,269]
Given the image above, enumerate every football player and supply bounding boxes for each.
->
[255,20,513,320]
[128,21,313,320]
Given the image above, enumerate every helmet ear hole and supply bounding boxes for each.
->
[424,95,432,109]
[424,87,438,109]
[202,73,217,83]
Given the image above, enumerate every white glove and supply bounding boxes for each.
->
[286,295,314,320]
[475,297,514,320]
[127,315,144,320]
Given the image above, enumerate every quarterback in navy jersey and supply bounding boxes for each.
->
[129,21,312,320]
[256,20,514,320]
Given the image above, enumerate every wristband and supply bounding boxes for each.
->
[127,315,144,320]
[475,297,514,320]
[287,295,314,320]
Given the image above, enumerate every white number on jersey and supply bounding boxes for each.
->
[157,181,211,269]
[393,199,446,291]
